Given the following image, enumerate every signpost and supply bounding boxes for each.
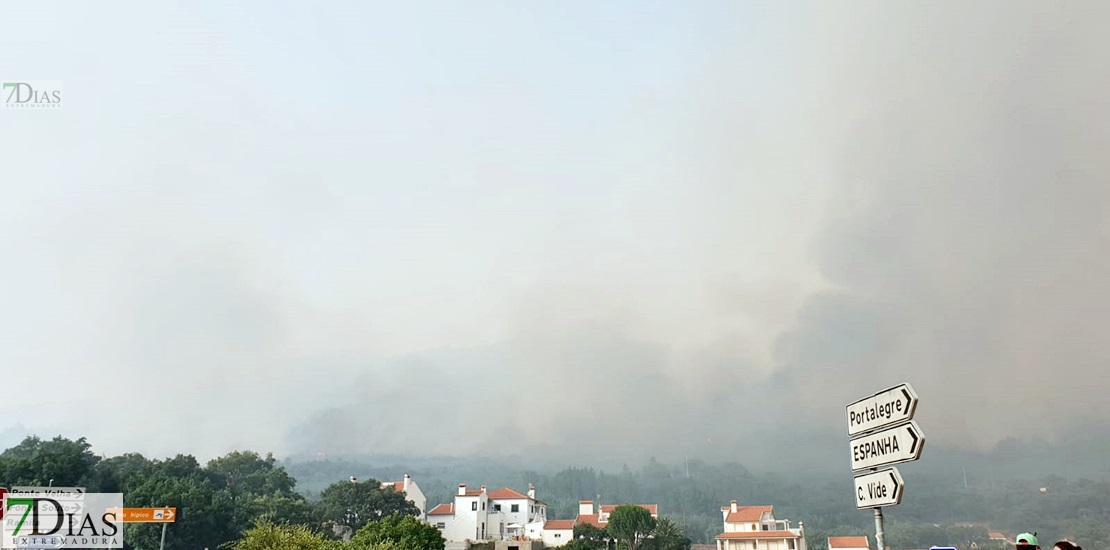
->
[11,486,86,498]
[846,383,919,437]
[853,468,905,509]
[849,420,926,471]
[845,383,925,550]
[118,507,177,523]
[110,507,176,550]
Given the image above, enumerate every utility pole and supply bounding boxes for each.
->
[873,507,885,550]
[158,506,169,550]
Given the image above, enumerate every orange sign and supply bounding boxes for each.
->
[110,507,177,523]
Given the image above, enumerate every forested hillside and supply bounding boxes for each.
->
[2,435,1106,550]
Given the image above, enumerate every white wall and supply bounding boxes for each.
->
[541,528,572,547]
[402,479,428,521]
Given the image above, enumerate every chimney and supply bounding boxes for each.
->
[730,500,738,513]
[480,485,487,493]
[528,484,536,499]
[578,500,594,516]
[459,483,467,495]
[403,474,411,491]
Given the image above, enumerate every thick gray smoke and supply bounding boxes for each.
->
[2,2,1108,468]
[292,1,1110,464]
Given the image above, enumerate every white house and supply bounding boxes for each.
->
[381,474,427,520]
[428,484,549,542]
[715,500,806,550]
[827,537,869,550]
[541,501,661,547]
[541,520,575,547]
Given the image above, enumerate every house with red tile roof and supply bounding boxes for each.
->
[427,483,549,542]
[715,500,806,550]
[827,536,869,550]
[538,500,662,547]
[380,474,427,520]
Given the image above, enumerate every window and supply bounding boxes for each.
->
[436,523,445,529]
[482,502,486,511]
[556,534,562,539]
[472,502,478,511]
[762,525,769,531]
[511,504,520,513]
[494,504,502,512]
[788,540,796,549]
[751,543,757,549]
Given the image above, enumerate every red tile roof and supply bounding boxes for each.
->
[428,503,454,516]
[828,536,870,548]
[576,514,603,528]
[725,506,773,523]
[989,533,1007,540]
[600,504,659,516]
[381,481,406,493]
[488,488,530,500]
[545,520,576,530]
[716,532,800,540]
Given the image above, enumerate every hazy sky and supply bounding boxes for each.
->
[1,2,1108,466]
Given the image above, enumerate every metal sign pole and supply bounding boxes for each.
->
[873,507,885,550]
[159,520,168,550]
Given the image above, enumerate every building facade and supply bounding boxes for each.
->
[715,500,806,550]
[429,484,549,542]
[381,474,427,520]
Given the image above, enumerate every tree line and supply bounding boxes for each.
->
[3,436,1108,550]
[0,436,432,550]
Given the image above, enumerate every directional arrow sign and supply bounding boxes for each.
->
[117,507,177,523]
[853,467,905,508]
[849,420,925,471]
[846,383,919,437]
[11,486,86,498]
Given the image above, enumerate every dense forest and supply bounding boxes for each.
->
[1,435,1106,550]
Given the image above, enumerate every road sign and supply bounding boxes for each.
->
[846,383,919,437]
[853,467,905,508]
[850,420,925,471]
[117,507,177,523]
[10,486,86,498]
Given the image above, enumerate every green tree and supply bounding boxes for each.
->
[208,451,299,498]
[0,436,100,487]
[351,513,445,550]
[317,479,419,533]
[124,455,236,550]
[207,451,310,531]
[644,518,690,550]
[226,518,331,550]
[94,453,154,493]
[572,523,610,550]
[607,506,657,550]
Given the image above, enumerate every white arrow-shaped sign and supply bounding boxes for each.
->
[853,467,905,508]
[11,486,86,498]
[849,420,925,471]
[846,383,919,437]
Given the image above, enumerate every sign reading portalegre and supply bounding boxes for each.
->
[845,383,919,437]
[1,491,122,548]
